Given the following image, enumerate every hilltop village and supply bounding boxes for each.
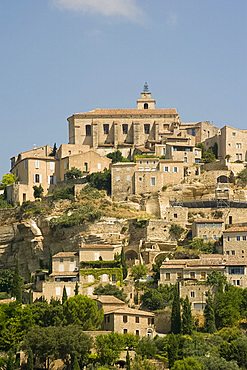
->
[2,86,247,368]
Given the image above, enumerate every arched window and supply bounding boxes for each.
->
[144,103,148,109]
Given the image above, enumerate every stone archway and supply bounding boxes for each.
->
[125,249,139,267]
[217,175,230,183]
[153,252,169,264]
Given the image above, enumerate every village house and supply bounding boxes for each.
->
[223,227,247,258]
[192,219,224,241]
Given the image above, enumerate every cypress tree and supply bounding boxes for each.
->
[171,283,181,334]
[75,281,79,295]
[167,333,179,369]
[126,350,131,370]
[204,291,216,333]
[73,355,80,370]
[6,349,15,370]
[26,348,33,370]
[12,259,22,303]
[121,247,128,280]
[182,295,193,335]
[62,286,68,304]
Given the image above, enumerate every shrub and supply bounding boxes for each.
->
[52,186,74,201]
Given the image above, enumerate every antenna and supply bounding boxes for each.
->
[143,82,149,92]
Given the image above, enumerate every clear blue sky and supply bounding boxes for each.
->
[0,0,246,178]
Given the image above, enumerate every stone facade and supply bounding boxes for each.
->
[192,219,224,241]
[223,227,247,258]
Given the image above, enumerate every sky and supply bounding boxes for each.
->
[0,0,247,177]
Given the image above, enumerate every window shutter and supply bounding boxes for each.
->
[39,174,42,183]
[48,176,50,185]
[54,176,56,184]
[33,174,36,183]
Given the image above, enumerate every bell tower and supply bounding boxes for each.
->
[137,82,156,109]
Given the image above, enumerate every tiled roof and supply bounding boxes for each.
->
[49,272,78,277]
[70,108,178,117]
[53,252,78,258]
[224,227,247,232]
[80,244,116,249]
[105,307,154,316]
[92,295,125,304]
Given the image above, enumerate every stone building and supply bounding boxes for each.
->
[192,219,224,241]
[223,227,247,258]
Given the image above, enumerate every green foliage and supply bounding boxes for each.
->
[203,148,216,163]
[131,355,157,370]
[123,333,139,350]
[195,143,205,158]
[33,185,44,199]
[190,238,215,254]
[152,255,168,283]
[0,269,14,295]
[171,284,181,334]
[133,218,147,228]
[26,347,33,370]
[121,247,128,280]
[86,168,111,194]
[62,285,68,304]
[168,333,179,368]
[50,203,101,229]
[80,268,122,285]
[95,332,124,365]
[131,264,149,281]
[182,296,193,335]
[75,281,79,295]
[216,327,242,342]
[80,260,120,269]
[206,271,227,288]
[214,285,242,328]
[0,195,12,209]
[12,260,23,303]
[52,186,74,201]
[73,355,80,370]
[162,185,167,191]
[136,337,157,359]
[106,150,129,163]
[204,292,216,333]
[209,142,218,159]
[93,284,127,302]
[126,350,130,370]
[66,167,83,179]
[63,295,104,330]
[170,224,185,241]
[6,349,15,370]
[29,299,64,327]
[171,357,202,370]
[134,154,159,161]
[197,355,240,370]
[81,184,105,199]
[49,143,57,157]
[237,167,247,187]
[0,173,17,189]
[212,210,223,219]
[140,285,173,311]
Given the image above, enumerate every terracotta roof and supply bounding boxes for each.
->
[70,108,178,118]
[92,295,125,304]
[105,307,154,316]
[49,272,79,277]
[224,227,247,232]
[80,244,116,249]
[53,252,78,258]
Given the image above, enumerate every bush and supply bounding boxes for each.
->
[52,186,74,201]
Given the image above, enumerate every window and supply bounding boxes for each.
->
[195,158,200,163]
[70,258,74,262]
[191,291,195,298]
[184,157,188,163]
[165,273,170,281]
[144,103,148,109]
[123,315,128,323]
[243,236,247,241]
[127,175,130,181]
[139,177,142,181]
[127,167,130,171]
[102,274,108,282]
[146,161,149,164]
[174,214,177,218]
[59,264,64,272]
[116,167,119,172]
[229,266,245,274]
[236,143,242,149]
[84,162,88,172]
[140,161,142,164]
[201,272,206,279]
[190,272,195,279]
[164,166,170,172]
[122,124,128,134]
[152,167,156,171]
[34,174,41,183]
[98,163,101,170]
[237,236,240,241]
[177,273,182,278]
[69,264,74,272]
[56,287,61,296]
[123,329,128,334]
[23,193,26,202]
[24,160,28,169]
[148,317,154,325]
[49,162,55,170]
[138,167,143,171]
[112,274,116,282]
[136,316,139,323]
[60,258,63,263]
[227,236,230,241]
[213,235,218,240]
[232,132,236,136]
[66,287,71,296]
[226,251,230,255]
[144,124,150,134]
[151,177,155,186]
[232,251,235,255]
[64,161,67,169]
[153,161,156,164]
[162,148,166,155]
[88,275,94,283]
[116,176,120,181]
[242,250,245,254]
[202,235,208,240]
[136,330,140,336]
[48,175,56,185]
[35,160,39,169]
[173,167,178,173]
[145,167,151,171]
[86,125,91,136]
[103,124,109,134]
[195,150,198,155]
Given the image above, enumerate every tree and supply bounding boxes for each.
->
[171,283,181,334]
[171,357,202,370]
[140,286,173,311]
[0,269,14,295]
[131,264,149,281]
[190,238,215,254]
[63,295,103,330]
[206,271,227,290]
[197,356,240,370]
[214,285,242,328]
[33,185,44,199]
[204,291,216,333]
[0,174,17,189]
[167,333,179,369]
[66,167,83,179]
[86,168,111,194]
[237,167,247,187]
[170,224,184,241]
[121,247,128,279]
[203,148,216,163]
[93,284,127,302]
[182,296,193,335]
[62,286,68,304]
[73,355,80,370]
[126,350,131,370]
[49,143,57,157]
[6,349,15,370]
[12,259,22,303]
[209,142,218,159]
[26,348,33,370]
[106,150,129,163]
[136,337,157,359]
[29,299,64,327]
[95,332,124,365]
[74,281,79,295]
[132,355,157,370]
